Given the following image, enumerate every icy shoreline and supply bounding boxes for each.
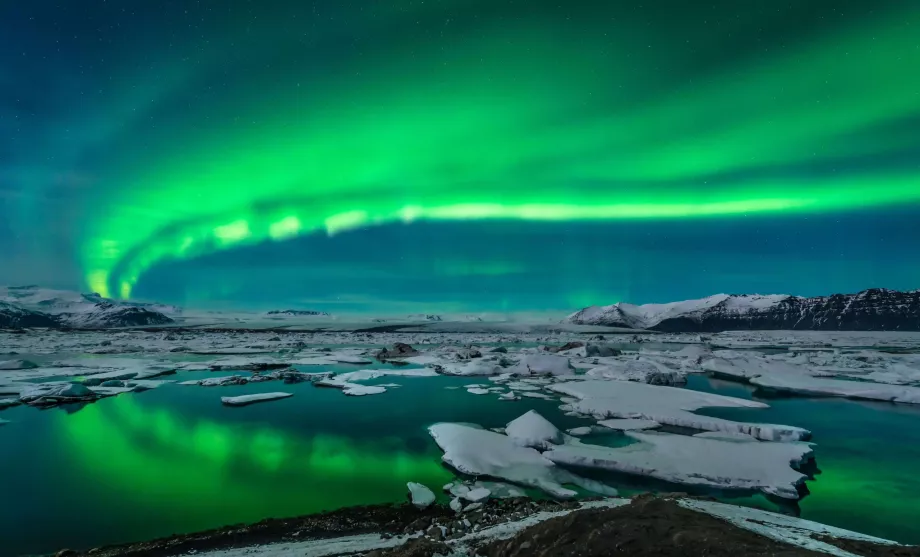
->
[54,495,910,557]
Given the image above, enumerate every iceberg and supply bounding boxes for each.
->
[406,482,435,509]
[505,410,564,450]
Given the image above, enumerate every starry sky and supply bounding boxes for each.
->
[1,0,919,313]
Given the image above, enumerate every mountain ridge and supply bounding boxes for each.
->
[0,286,175,329]
[566,288,920,332]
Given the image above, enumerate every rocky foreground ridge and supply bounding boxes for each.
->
[57,495,917,557]
[567,288,920,332]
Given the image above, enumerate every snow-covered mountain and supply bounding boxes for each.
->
[0,286,175,329]
[566,289,920,332]
[0,301,60,328]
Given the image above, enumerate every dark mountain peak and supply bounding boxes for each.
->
[567,289,920,332]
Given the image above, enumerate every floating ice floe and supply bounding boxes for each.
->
[343,384,387,396]
[465,387,491,395]
[544,430,813,499]
[0,382,30,396]
[751,372,920,404]
[0,397,21,409]
[507,354,574,376]
[597,418,660,431]
[19,382,100,406]
[566,426,593,436]
[549,379,809,442]
[334,368,438,382]
[189,348,274,355]
[221,392,293,406]
[584,358,686,386]
[181,374,250,387]
[435,360,504,376]
[0,359,37,370]
[428,422,617,499]
[520,392,555,400]
[505,410,563,450]
[462,487,491,502]
[406,482,435,509]
[333,354,373,365]
[702,353,920,404]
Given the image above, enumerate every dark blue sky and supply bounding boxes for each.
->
[1,0,918,311]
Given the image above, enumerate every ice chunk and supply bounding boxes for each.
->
[435,361,503,376]
[544,430,813,499]
[597,418,659,431]
[520,392,554,400]
[498,391,520,401]
[472,481,526,498]
[0,359,37,370]
[566,426,593,436]
[549,380,809,442]
[751,373,920,404]
[507,354,574,376]
[406,482,435,509]
[585,358,686,386]
[505,410,563,450]
[314,377,387,395]
[462,487,491,502]
[20,382,99,406]
[80,368,140,385]
[466,387,491,395]
[221,392,293,406]
[449,497,463,512]
[334,354,373,365]
[428,422,617,499]
[335,368,438,382]
[342,384,387,396]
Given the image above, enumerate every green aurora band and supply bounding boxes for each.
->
[81,4,920,298]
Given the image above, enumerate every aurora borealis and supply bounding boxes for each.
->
[2,1,919,309]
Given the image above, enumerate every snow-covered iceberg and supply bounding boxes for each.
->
[544,430,813,499]
[505,410,564,450]
[428,422,617,499]
[549,380,809,442]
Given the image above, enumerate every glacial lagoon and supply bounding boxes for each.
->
[3,361,920,555]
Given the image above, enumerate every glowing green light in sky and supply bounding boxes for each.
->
[79,5,920,298]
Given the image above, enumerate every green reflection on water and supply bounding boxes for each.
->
[58,394,452,522]
[687,376,920,545]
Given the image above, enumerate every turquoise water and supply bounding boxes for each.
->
[685,375,920,545]
[2,366,920,555]
[0,369,594,556]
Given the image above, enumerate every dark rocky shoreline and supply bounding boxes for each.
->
[52,496,919,557]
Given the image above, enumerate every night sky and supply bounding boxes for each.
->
[2,0,918,312]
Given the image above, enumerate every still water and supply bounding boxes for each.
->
[1,369,919,555]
